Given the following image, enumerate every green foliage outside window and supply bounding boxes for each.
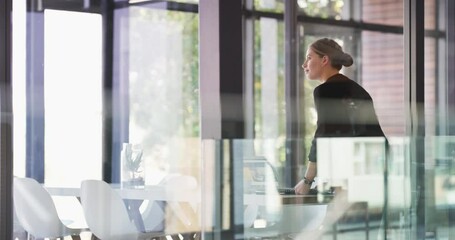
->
[129,9,199,149]
[299,0,345,19]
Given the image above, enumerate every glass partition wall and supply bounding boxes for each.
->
[11,0,201,239]
[5,0,455,239]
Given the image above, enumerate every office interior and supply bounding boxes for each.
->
[1,0,455,239]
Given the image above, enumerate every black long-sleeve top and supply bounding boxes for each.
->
[308,74,385,162]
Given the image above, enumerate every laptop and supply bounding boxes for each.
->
[243,156,296,195]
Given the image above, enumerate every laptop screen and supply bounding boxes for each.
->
[243,156,279,193]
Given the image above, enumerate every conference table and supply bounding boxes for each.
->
[46,184,336,238]
[46,184,330,208]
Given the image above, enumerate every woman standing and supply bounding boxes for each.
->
[294,38,386,195]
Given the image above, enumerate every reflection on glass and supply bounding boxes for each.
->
[317,137,387,205]
[433,137,455,207]
[202,138,399,239]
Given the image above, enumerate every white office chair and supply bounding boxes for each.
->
[244,204,259,228]
[162,174,199,227]
[161,174,198,209]
[13,177,87,240]
[138,174,201,237]
[80,179,162,240]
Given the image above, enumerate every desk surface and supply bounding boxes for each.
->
[46,185,334,236]
[46,185,333,206]
[244,193,333,206]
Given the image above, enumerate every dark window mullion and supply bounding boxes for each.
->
[101,0,115,183]
[447,0,455,134]
[0,0,13,239]
[284,0,300,186]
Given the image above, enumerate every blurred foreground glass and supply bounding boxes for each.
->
[201,137,405,239]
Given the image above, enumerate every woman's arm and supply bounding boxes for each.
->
[294,161,317,195]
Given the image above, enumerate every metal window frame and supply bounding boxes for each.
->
[0,0,13,239]
[447,0,455,134]
[284,0,301,186]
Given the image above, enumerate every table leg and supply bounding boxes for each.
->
[125,199,146,232]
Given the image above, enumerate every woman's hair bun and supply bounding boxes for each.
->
[340,52,353,67]
[310,38,354,69]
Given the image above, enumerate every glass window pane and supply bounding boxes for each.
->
[362,0,403,26]
[298,0,347,20]
[123,6,201,234]
[127,7,200,182]
[296,25,406,239]
[253,18,286,177]
[44,10,103,186]
[255,0,284,13]
[166,0,199,3]
[425,0,437,30]
[361,31,405,136]
[425,1,454,238]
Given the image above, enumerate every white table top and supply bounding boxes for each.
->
[45,184,201,203]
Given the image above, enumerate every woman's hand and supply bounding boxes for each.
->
[294,179,311,195]
[294,161,317,195]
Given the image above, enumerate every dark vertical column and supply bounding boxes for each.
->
[446,0,455,237]
[219,1,245,238]
[26,0,45,182]
[244,0,255,140]
[0,0,13,238]
[200,0,245,238]
[448,0,455,135]
[199,0,244,139]
[284,0,300,186]
[101,0,115,183]
[405,0,425,239]
[219,1,245,139]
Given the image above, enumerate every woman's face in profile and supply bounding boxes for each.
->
[302,48,324,80]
